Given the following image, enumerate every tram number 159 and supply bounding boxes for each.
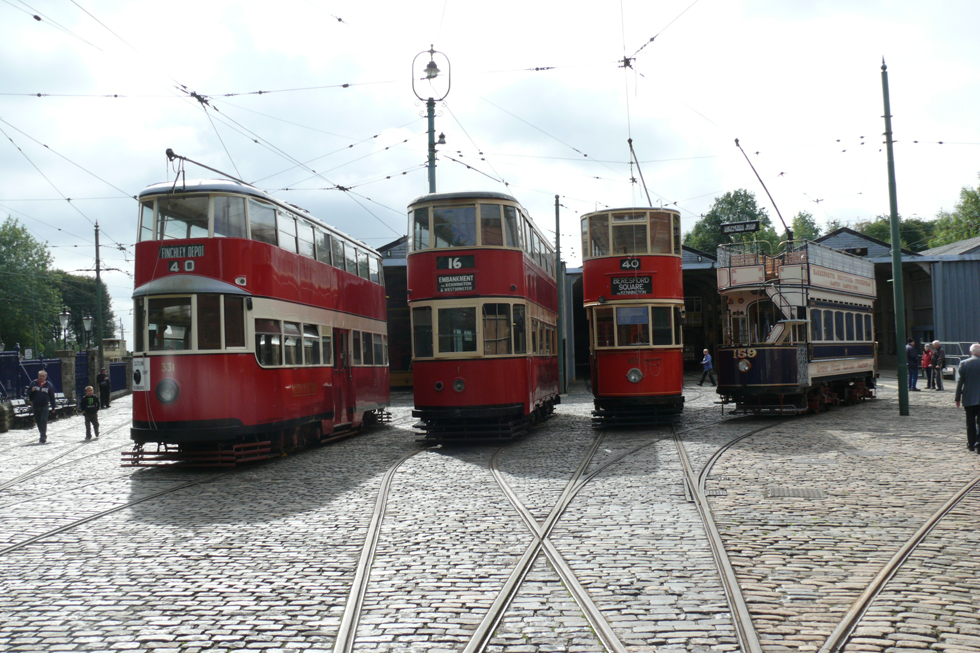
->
[735,348,757,359]
[169,260,195,272]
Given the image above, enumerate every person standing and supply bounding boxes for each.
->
[96,367,111,408]
[931,340,945,391]
[921,343,934,389]
[954,343,980,453]
[29,369,58,444]
[699,349,716,387]
[905,338,920,391]
[79,385,100,440]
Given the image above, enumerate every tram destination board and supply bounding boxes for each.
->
[159,244,206,258]
[437,273,476,293]
[721,220,760,235]
[611,275,653,296]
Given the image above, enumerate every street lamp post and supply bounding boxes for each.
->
[83,315,93,350]
[412,45,450,193]
[58,307,70,350]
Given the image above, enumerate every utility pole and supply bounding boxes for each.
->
[95,223,105,371]
[881,59,908,416]
[555,195,566,394]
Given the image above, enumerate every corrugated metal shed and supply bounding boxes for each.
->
[931,259,980,342]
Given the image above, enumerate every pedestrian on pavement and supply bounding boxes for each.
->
[954,343,980,453]
[97,367,111,408]
[931,340,945,391]
[906,338,920,391]
[28,369,58,444]
[699,349,716,386]
[921,343,934,389]
[79,385,100,440]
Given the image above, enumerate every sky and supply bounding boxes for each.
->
[2,0,979,335]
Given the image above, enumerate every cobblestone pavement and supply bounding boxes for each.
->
[0,372,977,653]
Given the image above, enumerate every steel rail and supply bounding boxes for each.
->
[462,432,607,653]
[818,472,980,653]
[332,446,428,653]
[488,447,628,653]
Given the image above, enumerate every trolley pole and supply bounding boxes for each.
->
[881,59,908,416]
[555,195,566,394]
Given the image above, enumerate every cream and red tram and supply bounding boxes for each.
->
[581,207,685,425]
[407,191,559,440]
[127,179,389,465]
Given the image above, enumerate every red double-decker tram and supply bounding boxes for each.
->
[581,207,685,426]
[407,191,559,440]
[126,179,389,466]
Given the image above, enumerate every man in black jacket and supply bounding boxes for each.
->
[29,369,58,444]
[931,340,945,391]
[96,367,111,408]
[905,338,920,391]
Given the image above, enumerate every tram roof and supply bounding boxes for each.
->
[408,191,519,205]
[581,206,681,217]
[137,178,381,256]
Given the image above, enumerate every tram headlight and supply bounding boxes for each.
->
[155,378,180,404]
[434,381,444,392]
[453,378,466,393]
[626,368,643,384]
[737,359,752,373]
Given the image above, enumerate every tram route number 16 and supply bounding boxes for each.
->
[169,260,195,272]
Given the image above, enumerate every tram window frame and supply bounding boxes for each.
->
[321,328,334,366]
[864,315,872,341]
[197,294,222,350]
[254,319,282,366]
[382,334,389,365]
[315,229,332,265]
[672,214,682,255]
[834,311,845,342]
[278,212,298,254]
[589,214,610,258]
[412,207,430,251]
[674,307,684,346]
[855,313,864,341]
[332,237,346,272]
[248,199,278,246]
[483,303,512,355]
[344,243,357,276]
[811,309,823,342]
[412,306,433,358]
[616,306,650,346]
[480,204,504,246]
[147,296,192,352]
[612,213,648,256]
[846,313,855,341]
[513,304,527,354]
[649,212,672,254]
[297,220,316,259]
[595,307,615,347]
[504,205,520,248]
[224,296,246,348]
[134,298,145,352]
[357,250,370,280]
[157,196,209,241]
[433,205,477,249]
[283,321,302,365]
[823,310,834,341]
[581,218,589,262]
[362,332,374,365]
[303,325,320,365]
[352,331,362,365]
[369,256,381,284]
[651,307,673,346]
[139,200,155,242]
[213,195,247,239]
[437,306,478,354]
[373,332,385,364]
[531,318,539,355]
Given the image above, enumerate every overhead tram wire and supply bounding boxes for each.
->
[442,102,508,190]
[4,0,103,51]
[273,132,428,189]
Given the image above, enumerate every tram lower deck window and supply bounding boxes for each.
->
[255,319,282,366]
[412,307,433,358]
[616,307,650,345]
[438,307,477,353]
[147,297,192,351]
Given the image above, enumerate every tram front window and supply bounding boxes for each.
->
[480,204,503,246]
[504,206,520,248]
[213,196,247,239]
[616,307,650,345]
[650,212,672,254]
[139,201,154,242]
[483,303,512,355]
[433,206,477,248]
[651,307,672,345]
[595,308,614,347]
[413,208,430,250]
[589,215,609,257]
[249,199,277,245]
[147,297,192,351]
[438,307,477,353]
[612,214,648,255]
[157,197,208,240]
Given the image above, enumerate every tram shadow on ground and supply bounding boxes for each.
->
[123,417,421,526]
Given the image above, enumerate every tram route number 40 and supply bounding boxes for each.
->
[620,258,641,270]
[169,260,196,272]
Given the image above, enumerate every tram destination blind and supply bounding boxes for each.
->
[437,273,476,293]
[611,275,652,295]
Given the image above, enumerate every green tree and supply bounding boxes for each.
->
[791,211,822,241]
[824,218,846,233]
[58,273,116,349]
[0,217,64,356]
[855,215,935,252]
[683,189,780,254]
[929,176,980,248]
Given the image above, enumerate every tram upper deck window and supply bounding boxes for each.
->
[332,238,346,272]
[650,212,672,254]
[357,250,370,280]
[198,294,221,350]
[483,303,512,355]
[158,196,208,241]
[147,297,192,351]
[480,204,503,246]
[434,205,477,248]
[224,296,245,348]
[248,199,277,246]
[278,213,298,254]
[315,229,332,265]
[504,206,520,248]
[344,243,357,276]
[438,307,477,353]
[139,200,154,242]
[213,196,247,239]
[412,208,430,251]
[369,256,381,284]
[589,214,609,258]
[297,220,316,259]
[612,213,648,255]
[595,307,614,347]
[616,307,650,346]
[651,307,673,345]
[412,307,433,358]
[255,319,281,366]
[673,215,681,255]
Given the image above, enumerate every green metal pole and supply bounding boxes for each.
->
[881,59,909,416]
[95,223,105,371]
[426,98,436,193]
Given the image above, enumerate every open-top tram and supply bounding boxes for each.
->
[126,179,389,466]
[716,240,877,414]
[407,191,559,440]
[581,207,686,426]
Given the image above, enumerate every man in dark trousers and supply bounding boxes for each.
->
[931,340,945,391]
[29,369,58,444]
[80,385,100,440]
[96,367,111,408]
[699,349,716,386]
[955,343,980,453]
[905,338,920,391]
